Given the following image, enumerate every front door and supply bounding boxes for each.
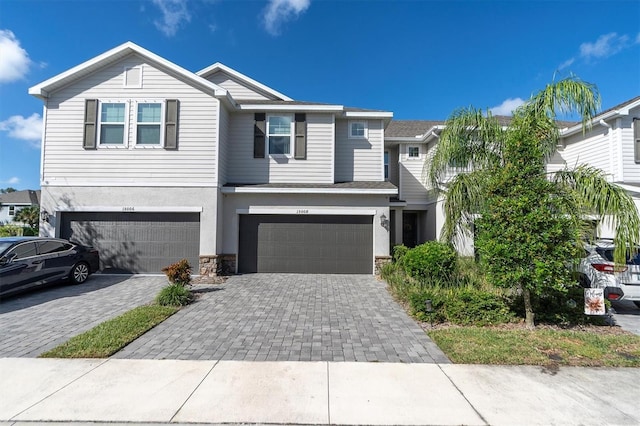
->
[402,212,418,248]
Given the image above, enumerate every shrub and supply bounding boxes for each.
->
[0,225,23,237]
[392,244,409,265]
[441,287,515,326]
[156,284,193,307]
[162,259,192,286]
[403,241,457,281]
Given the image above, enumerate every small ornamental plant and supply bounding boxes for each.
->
[161,259,192,286]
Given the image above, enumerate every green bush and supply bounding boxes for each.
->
[156,284,193,307]
[161,259,192,286]
[441,287,515,326]
[392,244,409,265]
[0,225,23,237]
[403,241,458,281]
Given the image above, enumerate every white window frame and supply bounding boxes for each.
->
[134,101,164,148]
[267,114,294,156]
[97,100,129,148]
[408,146,420,159]
[123,66,143,88]
[8,206,15,216]
[349,120,368,139]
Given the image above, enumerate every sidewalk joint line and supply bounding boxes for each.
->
[169,359,220,423]
[436,363,489,426]
[326,361,331,425]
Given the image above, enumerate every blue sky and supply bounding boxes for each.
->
[1,0,639,190]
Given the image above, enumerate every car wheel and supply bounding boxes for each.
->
[633,301,640,309]
[70,262,90,284]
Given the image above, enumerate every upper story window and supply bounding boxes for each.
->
[384,151,389,180]
[99,102,127,145]
[8,206,15,216]
[136,103,162,145]
[408,146,420,158]
[268,115,292,155]
[349,121,368,139]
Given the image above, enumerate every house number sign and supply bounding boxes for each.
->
[122,206,135,212]
[296,209,309,214]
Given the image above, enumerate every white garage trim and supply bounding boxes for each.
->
[237,207,377,215]
[55,205,203,213]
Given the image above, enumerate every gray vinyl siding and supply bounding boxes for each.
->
[42,53,219,186]
[399,143,430,203]
[218,104,231,185]
[387,145,399,186]
[204,70,276,100]
[226,112,334,184]
[553,126,613,178]
[335,119,384,182]
[621,111,640,183]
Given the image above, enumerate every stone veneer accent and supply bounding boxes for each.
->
[375,256,392,275]
[199,254,237,276]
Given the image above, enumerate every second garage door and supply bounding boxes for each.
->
[238,214,373,274]
[60,212,200,273]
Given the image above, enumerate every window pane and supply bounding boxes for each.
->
[351,122,365,136]
[269,116,291,135]
[12,242,38,259]
[269,136,290,155]
[38,241,70,254]
[138,103,161,123]
[137,125,161,144]
[100,124,125,144]
[409,147,419,157]
[101,103,125,123]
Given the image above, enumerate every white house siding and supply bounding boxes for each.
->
[552,126,613,179]
[203,71,274,100]
[221,193,390,260]
[226,113,334,184]
[218,104,231,185]
[40,186,219,255]
[620,110,640,183]
[335,119,384,182]
[42,53,219,187]
[399,143,430,204]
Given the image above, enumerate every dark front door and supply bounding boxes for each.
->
[402,212,418,248]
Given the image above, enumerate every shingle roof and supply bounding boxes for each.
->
[0,190,40,205]
[385,120,444,138]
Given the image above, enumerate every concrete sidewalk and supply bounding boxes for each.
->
[1,358,638,425]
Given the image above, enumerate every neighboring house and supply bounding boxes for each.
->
[0,190,40,226]
[385,96,640,254]
[29,42,395,275]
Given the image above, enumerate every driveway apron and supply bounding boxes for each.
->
[0,275,167,357]
[116,274,449,363]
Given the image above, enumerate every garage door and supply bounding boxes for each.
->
[60,212,200,273]
[238,214,373,274]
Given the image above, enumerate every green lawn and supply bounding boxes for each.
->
[40,305,178,358]
[429,326,640,367]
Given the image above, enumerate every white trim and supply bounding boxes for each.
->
[133,100,164,147]
[29,41,227,99]
[344,111,393,118]
[348,120,368,139]
[41,180,218,187]
[330,114,336,184]
[39,103,47,186]
[267,113,294,156]
[123,66,143,88]
[97,100,129,147]
[408,145,420,159]
[561,98,640,137]
[238,104,343,112]
[55,205,203,213]
[196,62,293,101]
[236,207,376,215]
[222,186,398,195]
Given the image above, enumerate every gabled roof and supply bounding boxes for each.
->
[29,42,227,100]
[385,120,444,138]
[561,95,640,136]
[0,190,40,205]
[197,62,293,101]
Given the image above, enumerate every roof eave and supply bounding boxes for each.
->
[561,98,640,137]
[197,62,293,101]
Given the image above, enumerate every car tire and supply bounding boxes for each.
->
[633,301,640,309]
[70,262,90,285]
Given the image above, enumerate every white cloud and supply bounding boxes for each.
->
[579,32,629,60]
[0,113,43,147]
[558,57,575,71]
[490,98,525,116]
[0,30,32,83]
[636,32,640,44]
[151,0,191,37]
[6,177,20,185]
[263,0,310,36]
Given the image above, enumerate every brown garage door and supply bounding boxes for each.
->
[60,212,200,273]
[238,214,373,274]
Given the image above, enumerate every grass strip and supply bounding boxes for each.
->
[40,305,178,358]
[429,327,640,367]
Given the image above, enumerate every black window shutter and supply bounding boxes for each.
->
[83,99,98,149]
[164,99,179,149]
[254,113,266,158]
[635,119,640,164]
[294,113,306,160]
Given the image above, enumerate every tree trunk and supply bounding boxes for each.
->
[523,287,535,329]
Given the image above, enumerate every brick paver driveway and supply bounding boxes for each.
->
[0,275,167,357]
[116,274,449,363]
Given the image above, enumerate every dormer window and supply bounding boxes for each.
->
[349,121,367,139]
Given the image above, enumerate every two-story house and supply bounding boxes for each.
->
[385,96,640,255]
[0,190,41,226]
[29,42,396,275]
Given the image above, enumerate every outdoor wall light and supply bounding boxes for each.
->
[380,213,390,230]
[40,210,50,222]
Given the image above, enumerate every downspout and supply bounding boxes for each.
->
[599,119,614,181]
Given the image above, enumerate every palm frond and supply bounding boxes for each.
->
[440,170,488,247]
[554,165,640,263]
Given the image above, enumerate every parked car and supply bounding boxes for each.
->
[577,239,640,309]
[0,237,100,298]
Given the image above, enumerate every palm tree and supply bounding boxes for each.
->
[427,76,640,327]
[13,205,40,230]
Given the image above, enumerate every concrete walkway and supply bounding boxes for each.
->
[1,357,638,425]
